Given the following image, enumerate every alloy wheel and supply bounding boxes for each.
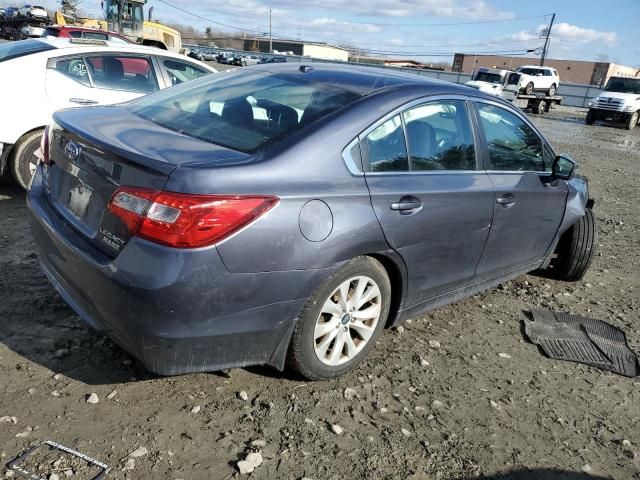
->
[313,275,382,366]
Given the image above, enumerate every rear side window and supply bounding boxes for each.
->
[0,39,55,63]
[476,103,544,172]
[131,70,359,152]
[363,116,408,172]
[52,56,91,86]
[86,55,158,93]
[69,31,82,38]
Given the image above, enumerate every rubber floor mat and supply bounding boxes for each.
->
[523,310,639,377]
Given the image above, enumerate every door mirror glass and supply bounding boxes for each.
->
[552,155,575,180]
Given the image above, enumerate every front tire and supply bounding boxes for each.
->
[548,83,557,96]
[287,256,391,380]
[552,209,597,282]
[626,111,639,130]
[585,109,596,125]
[11,129,43,190]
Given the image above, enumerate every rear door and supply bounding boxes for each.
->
[362,97,495,306]
[472,101,567,278]
[46,52,160,107]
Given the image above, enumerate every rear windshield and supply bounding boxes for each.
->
[0,39,55,63]
[131,70,360,152]
[43,27,60,37]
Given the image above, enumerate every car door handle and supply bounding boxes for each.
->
[69,98,98,105]
[390,198,423,213]
[496,193,516,206]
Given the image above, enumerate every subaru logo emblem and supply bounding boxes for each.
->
[64,141,81,161]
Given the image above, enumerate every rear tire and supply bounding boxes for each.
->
[524,82,534,95]
[287,256,391,380]
[552,209,597,282]
[626,111,639,130]
[11,129,43,190]
[533,100,547,115]
[585,109,595,125]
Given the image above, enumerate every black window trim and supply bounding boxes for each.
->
[470,98,556,175]
[343,94,482,176]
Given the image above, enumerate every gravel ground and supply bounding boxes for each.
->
[1,106,639,480]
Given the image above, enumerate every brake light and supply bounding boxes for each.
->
[36,126,50,165]
[108,187,278,248]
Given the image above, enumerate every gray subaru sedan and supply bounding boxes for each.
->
[27,64,596,380]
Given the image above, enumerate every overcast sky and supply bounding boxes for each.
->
[38,0,640,65]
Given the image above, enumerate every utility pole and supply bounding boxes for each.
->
[298,27,301,40]
[269,9,272,54]
[539,13,555,67]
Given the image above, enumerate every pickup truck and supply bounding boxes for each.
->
[587,76,640,130]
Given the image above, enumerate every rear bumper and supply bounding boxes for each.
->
[27,166,335,375]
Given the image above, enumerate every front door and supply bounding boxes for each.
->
[363,98,495,307]
[473,101,567,278]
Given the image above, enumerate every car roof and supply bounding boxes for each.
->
[11,38,216,71]
[245,62,477,96]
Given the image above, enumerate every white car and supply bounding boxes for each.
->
[0,37,215,188]
[514,65,560,96]
[18,4,48,19]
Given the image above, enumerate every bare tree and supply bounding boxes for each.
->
[59,0,82,18]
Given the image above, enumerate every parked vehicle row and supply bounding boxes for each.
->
[187,47,287,66]
[25,62,596,380]
[0,38,215,189]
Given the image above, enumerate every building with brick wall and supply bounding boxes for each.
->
[452,53,639,86]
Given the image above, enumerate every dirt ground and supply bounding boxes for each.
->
[1,106,640,480]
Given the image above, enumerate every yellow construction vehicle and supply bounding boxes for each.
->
[54,0,182,53]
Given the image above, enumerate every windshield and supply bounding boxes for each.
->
[131,70,360,153]
[0,39,55,62]
[604,77,640,94]
[474,72,503,84]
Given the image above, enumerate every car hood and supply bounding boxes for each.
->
[465,81,501,94]
[53,105,251,174]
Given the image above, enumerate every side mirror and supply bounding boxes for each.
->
[551,155,575,180]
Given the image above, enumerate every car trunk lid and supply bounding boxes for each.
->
[45,106,250,257]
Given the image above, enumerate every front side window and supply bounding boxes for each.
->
[86,55,158,93]
[162,59,209,86]
[363,116,408,172]
[402,100,475,171]
[131,70,359,152]
[476,103,544,172]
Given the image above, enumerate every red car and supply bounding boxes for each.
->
[42,25,133,44]
[42,26,150,75]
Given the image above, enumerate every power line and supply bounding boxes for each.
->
[152,0,300,42]
[303,13,552,27]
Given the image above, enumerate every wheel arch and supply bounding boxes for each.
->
[366,251,408,328]
[2,125,46,174]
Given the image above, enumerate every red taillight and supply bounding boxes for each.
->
[36,126,50,165]
[108,187,278,249]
